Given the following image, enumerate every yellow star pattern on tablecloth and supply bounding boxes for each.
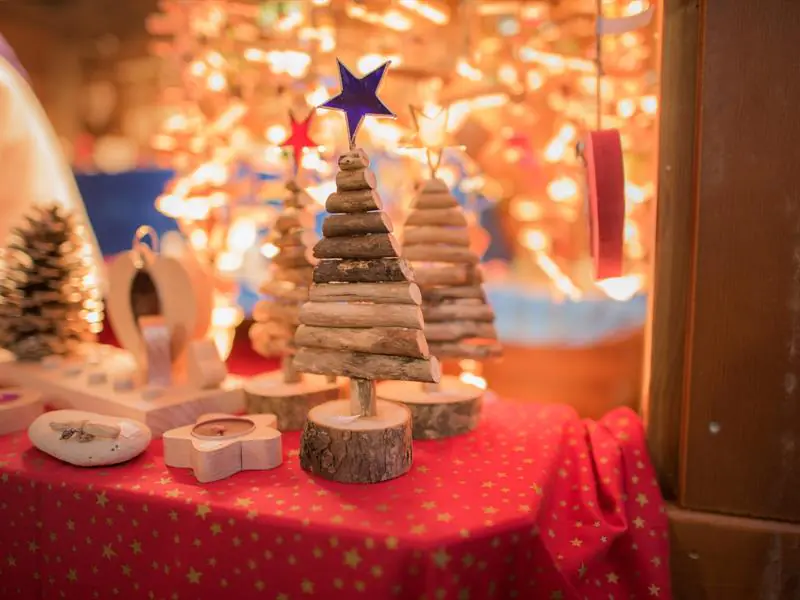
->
[186,567,202,584]
[344,548,361,568]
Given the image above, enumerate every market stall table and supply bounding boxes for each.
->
[0,394,670,600]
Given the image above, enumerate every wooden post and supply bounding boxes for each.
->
[281,353,300,384]
[350,378,376,417]
[647,1,800,596]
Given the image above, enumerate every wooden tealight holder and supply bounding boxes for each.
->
[163,413,282,483]
[0,389,43,435]
[244,371,341,431]
[376,375,483,440]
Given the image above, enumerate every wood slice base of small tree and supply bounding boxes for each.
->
[376,375,483,440]
[299,399,412,484]
[244,372,341,431]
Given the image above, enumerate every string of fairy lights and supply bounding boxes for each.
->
[146,0,658,303]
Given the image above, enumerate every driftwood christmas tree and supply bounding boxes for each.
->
[0,205,100,361]
[404,179,501,361]
[377,107,501,439]
[245,113,339,430]
[293,59,440,484]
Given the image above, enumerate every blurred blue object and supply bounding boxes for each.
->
[486,282,647,346]
[75,170,180,256]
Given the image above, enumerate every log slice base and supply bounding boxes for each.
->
[377,375,483,440]
[244,372,341,431]
[299,399,412,484]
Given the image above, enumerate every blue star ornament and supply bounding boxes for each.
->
[319,59,395,146]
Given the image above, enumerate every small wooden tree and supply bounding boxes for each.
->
[403,179,501,362]
[293,147,440,482]
[0,205,100,361]
[244,112,340,430]
[249,180,316,374]
[294,59,441,483]
[377,178,501,439]
[377,103,502,439]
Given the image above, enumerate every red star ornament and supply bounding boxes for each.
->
[279,111,319,174]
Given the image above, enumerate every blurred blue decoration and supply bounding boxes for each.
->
[486,283,647,346]
[75,170,180,256]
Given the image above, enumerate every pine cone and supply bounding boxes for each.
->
[0,204,101,361]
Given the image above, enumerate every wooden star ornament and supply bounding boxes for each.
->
[408,104,463,177]
[318,59,395,148]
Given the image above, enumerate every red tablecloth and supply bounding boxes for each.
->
[0,393,671,600]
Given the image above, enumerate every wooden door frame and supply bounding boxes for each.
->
[643,0,701,501]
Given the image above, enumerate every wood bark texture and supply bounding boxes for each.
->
[335,168,377,191]
[313,258,413,283]
[402,226,469,247]
[377,376,483,439]
[295,325,429,358]
[244,373,340,431]
[299,302,423,330]
[326,190,383,213]
[251,181,316,359]
[313,233,400,259]
[404,245,478,264]
[293,149,440,397]
[404,207,468,227]
[293,347,440,383]
[411,191,459,209]
[299,399,412,483]
[322,212,392,237]
[399,179,501,368]
[338,149,370,171]
[309,282,421,305]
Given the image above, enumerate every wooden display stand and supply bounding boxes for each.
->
[293,147,441,484]
[164,413,282,483]
[300,396,412,484]
[0,389,43,435]
[377,375,482,439]
[244,370,340,431]
[0,346,243,437]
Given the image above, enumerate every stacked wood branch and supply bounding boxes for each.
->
[248,180,317,382]
[292,149,441,390]
[401,178,502,360]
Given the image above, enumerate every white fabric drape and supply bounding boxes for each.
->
[0,55,105,289]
